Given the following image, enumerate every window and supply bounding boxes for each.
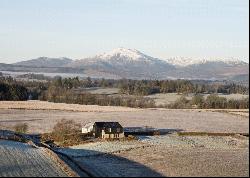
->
[109,128,112,132]
[117,128,120,132]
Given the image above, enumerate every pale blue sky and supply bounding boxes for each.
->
[0,0,249,63]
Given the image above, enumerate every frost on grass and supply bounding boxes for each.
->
[0,140,68,177]
[138,135,249,149]
[57,140,147,157]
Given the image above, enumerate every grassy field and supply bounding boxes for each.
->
[78,87,249,106]
[55,134,249,177]
[117,145,249,177]
[0,101,249,177]
[145,93,249,106]
[84,87,120,95]
[0,101,248,134]
[0,100,140,112]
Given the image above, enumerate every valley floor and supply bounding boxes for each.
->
[0,101,248,134]
[0,101,249,177]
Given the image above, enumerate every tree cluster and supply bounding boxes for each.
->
[168,94,249,109]
[118,79,249,96]
[0,82,28,100]
[42,86,155,108]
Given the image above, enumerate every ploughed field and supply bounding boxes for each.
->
[0,140,68,177]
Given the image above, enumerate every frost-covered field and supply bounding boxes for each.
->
[116,144,249,177]
[145,93,193,105]
[145,93,249,106]
[58,135,249,157]
[138,134,249,149]
[0,104,248,134]
[57,134,249,177]
[0,106,248,134]
[57,140,147,157]
[75,88,249,106]
[0,100,248,177]
[84,87,120,95]
[0,101,140,112]
[0,140,68,177]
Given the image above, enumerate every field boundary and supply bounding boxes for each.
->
[178,132,249,137]
[42,147,80,177]
[0,101,141,112]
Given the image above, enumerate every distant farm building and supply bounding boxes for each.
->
[93,122,124,139]
[81,122,94,134]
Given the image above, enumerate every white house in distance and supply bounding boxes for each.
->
[82,122,94,134]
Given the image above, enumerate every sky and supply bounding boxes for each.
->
[0,0,249,63]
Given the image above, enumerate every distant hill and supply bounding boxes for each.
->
[66,48,175,79]
[65,48,249,80]
[0,48,248,80]
[14,57,73,67]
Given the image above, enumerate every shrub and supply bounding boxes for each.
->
[169,96,191,109]
[51,119,82,146]
[191,94,205,108]
[205,94,227,109]
[14,123,28,134]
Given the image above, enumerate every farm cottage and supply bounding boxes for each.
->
[93,122,124,139]
[82,122,94,134]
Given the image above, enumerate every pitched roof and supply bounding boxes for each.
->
[94,122,123,128]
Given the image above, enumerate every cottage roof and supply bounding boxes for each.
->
[82,122,93,128]
[94,122,123,129]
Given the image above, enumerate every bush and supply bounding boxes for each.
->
[205,94,227,109]
[191,94,205,108]
[14,123,28,134]
[51,119,82,146]
[169,96,191,109]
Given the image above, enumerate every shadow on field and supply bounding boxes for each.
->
[55,148,164,177]
[124,127,183,136]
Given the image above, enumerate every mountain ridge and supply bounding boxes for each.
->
[2,47,248,80]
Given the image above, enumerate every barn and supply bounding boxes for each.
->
[93,122,124,139]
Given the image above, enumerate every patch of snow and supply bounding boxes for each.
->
[95,47,151,61]
[165,56,247,67]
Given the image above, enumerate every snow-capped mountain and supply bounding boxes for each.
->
[70,47,169,65]
[165,56,247,67]
[66,48,175,79]
[94,47,156,62]
[4,47,248,80]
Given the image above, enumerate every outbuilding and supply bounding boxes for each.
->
[93,122,124,139]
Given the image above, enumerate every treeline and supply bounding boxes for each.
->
[167,94,249,109]
[2,75,248,96]
[118,79,249,96]
[0,76,48,100]
[0,82,28,100]
[40,86,155,108]
[37,76,249,96]
[0,76,249,109]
